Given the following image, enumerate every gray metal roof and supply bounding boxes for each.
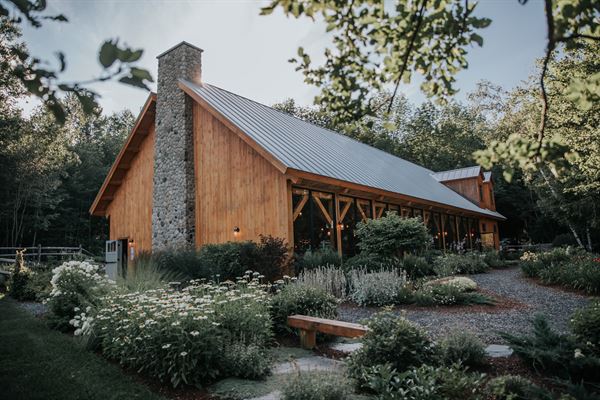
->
[181,80,504,220]
[433,166,482,182]
[483,171,492,182]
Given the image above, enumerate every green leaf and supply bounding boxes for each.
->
[99,41,118,68]
[130,67,153,82]
[470,33,484,47]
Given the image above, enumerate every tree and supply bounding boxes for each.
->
[261,0,599,171]
[0,3,152,123]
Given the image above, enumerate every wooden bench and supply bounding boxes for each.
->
[287,315,368,349]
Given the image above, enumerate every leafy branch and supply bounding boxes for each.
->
[0,0,153,123]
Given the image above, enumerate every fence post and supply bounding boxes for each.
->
[78,244,83,256]
[38,244,42,263]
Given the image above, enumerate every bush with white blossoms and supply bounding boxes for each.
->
[73,275,272,387]
[47,260,115,331]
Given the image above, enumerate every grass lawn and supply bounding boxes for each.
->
[0,297,166,400]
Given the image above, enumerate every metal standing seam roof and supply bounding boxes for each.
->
[181,80,505,220]
[432,166,482,182]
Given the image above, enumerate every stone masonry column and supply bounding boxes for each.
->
[152,42,202,250]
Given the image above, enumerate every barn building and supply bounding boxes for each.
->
[90,42,504,269]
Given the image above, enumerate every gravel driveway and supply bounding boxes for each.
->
[338,267,593,344]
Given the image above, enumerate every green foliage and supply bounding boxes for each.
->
[365,363,486,400]
[401,254,434,278]
[486,375,553,400]
[500,315,600,385]
[153,236,290,282]
[346,311,437,389]
[347,268,411,307]
[355,213,430,258]
[82,279,272,387]
[342,253,402,272]
[440,331,486,368]
[296,246,341,272]
[270,283,338,335]
[8,268,36,301]
[221,341,272,380]
[261,0,491,125]
[433,253,489,276]
[413,283,493,307]
[282,371,351,400]
[0,8,151,124]
[46,260,114,331]
[117,256,185,293]
[483,250,508,269]
[571,301,600,353]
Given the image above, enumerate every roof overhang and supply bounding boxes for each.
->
[89,93,157,216]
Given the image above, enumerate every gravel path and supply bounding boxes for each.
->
[338,267,592,344]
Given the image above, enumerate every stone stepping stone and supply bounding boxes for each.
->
[485,344,513,358]
[329,342,363,353]
[272,356,342,374]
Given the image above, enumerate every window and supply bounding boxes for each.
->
[292,188,336,254]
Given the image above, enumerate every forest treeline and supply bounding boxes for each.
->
[1,21,598,253]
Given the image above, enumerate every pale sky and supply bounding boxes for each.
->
[18,0,547,116]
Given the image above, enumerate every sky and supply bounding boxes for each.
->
[18,0,547,116]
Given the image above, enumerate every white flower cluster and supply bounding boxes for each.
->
[50,260,115,298]
[520,251,538,262]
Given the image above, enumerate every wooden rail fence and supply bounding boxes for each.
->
[0,245,95,264]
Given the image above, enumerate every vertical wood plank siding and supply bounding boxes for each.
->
[193,104,290,246]
[106,126,155,252]
[443,177,483,205]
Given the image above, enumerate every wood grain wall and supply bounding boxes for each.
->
[106,125,155,253]
[193,104,290,246]
[443,177,482,206]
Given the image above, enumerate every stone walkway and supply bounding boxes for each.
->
[338,267,591,343]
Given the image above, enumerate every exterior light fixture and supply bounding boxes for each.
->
[233,226,240,237]
[337,222,344,230]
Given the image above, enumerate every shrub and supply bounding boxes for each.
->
[47,260,114,331]
[483,250,508,269]
[76,278,272,387]
[365,363,486,400]
[413,283,493,307]
[355,213,431,258]
[346,311,437,388]
[296,246,341,272]
[571,301,600,353]
[296,266,347,299]
[486,375,553,400]
[402,254,434,278]
[9,268,36,301]
[253,235,292,280]
[433,253,489,276]
[221,341,272,380]
[342,252,401,272]
[425,276,478,292]
[282,371,350,400]
[440,331,486,368]
[152,248,203,279]
[347,268,411,306]
[270,283,338,335]
[117,257,184,293]
[500,315,600,385]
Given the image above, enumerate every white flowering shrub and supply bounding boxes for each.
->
[47,260,114,331]
[296,266,348,299]
[520,251,538,262]
[74,275,272,387]
[348,268,411,307]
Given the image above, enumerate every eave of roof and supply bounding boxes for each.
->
[89,93,157,216]
[179,80,505,221]
[433,166,483,182]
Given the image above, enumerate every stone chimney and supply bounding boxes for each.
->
[152,42,203,250]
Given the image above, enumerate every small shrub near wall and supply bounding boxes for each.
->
[433,253,489,276]
[74,276,272,387]
[401,254,434,278]
[342,253,402,272]
[295,246,341,272]
[355,213,431,258]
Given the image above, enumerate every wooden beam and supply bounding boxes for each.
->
[293,193,309,221]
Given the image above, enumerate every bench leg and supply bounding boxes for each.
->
[299,329,316,349]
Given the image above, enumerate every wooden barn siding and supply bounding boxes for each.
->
[443,177,482,206]
[482,181,495,210]
[193,104,290,247]
[106,126,155,253]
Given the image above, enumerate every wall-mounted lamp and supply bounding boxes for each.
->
[337,222,344,231]
[233,226,240,237]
